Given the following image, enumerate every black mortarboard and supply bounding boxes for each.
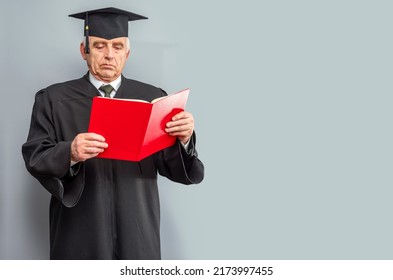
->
[69,7,147,53]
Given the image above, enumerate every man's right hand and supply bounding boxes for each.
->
[71,133,108,162]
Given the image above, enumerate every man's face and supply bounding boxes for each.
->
[81,36,130,82]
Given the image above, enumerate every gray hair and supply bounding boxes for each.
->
[82,37,131,52]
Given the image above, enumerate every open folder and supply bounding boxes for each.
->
[88,88,189,161]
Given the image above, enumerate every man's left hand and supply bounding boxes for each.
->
[165,111,194,144]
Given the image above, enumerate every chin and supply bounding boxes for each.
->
[99,72,117,79]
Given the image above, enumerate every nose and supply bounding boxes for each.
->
[104,46,114,60]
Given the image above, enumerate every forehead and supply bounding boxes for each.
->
[89,36,127,44]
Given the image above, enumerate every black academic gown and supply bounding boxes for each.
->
[21,74,204,260]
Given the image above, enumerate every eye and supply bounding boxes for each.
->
[95,43,105,50]
[113,44,124,50]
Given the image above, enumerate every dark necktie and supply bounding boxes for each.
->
[99,84,114,97]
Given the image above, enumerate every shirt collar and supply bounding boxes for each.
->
[89,72,122,97]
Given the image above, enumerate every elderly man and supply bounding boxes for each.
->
[22,7,204,260]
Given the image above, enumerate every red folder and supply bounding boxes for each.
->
[88,89,189,161]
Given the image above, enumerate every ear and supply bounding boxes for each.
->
[80,43,87,60]
[126,49,130,59]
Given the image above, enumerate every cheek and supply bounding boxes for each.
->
[117,55,128,67]
[90,56,102,68]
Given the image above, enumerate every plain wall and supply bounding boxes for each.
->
[1,0,393,259]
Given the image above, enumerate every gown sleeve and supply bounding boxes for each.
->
[155,132,204,184]
[153,88,204,185]
[21,90,84,207]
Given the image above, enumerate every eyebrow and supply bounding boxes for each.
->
[112,42,124,46]
[93,41,124,46]
[92,41,107,46]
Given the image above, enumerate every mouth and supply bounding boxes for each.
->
[101,64,115,69]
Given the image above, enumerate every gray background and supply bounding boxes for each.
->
[1,0,393,259]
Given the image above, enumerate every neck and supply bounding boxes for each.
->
[90,73,120,83]
[89,72,122,90]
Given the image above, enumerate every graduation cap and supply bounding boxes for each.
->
[69,7,147,53]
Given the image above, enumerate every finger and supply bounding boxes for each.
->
[171,111,192,121]
[168,132,190,137]
[72,136,107,159]
[85,140,108,149]
[166,119,191,128]
[82,133,106,142]
[165,124,193,133]
[167,115,193,127]
[84,147,105,154]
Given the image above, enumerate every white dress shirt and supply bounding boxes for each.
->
[89,73,121,98]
